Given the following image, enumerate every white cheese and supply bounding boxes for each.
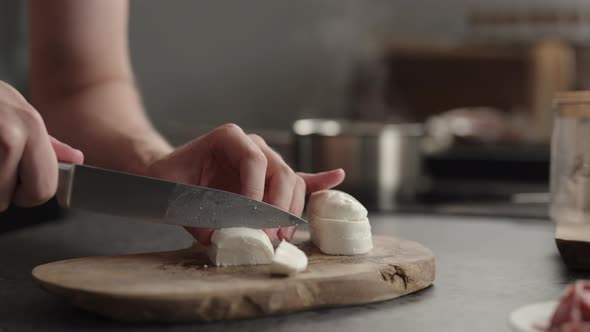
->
[207,227,274,266]
[270,240,308,276]
[309,216,373,255]
[308,190,373,255]
[307,190,368,221]
[310,216,372,240]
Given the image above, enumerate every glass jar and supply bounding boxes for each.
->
[550,91,590,225]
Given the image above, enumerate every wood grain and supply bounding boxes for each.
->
[32,233,435,322]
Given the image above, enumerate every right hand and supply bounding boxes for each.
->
[0,81,84,212]
[145,124,345,244]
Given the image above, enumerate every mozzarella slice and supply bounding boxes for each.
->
[307,190,368,221]
[207,227,274,266]
[310,216,373,255]
[310,216,372,241]
[270,240,308,276]
[308,190,373,255]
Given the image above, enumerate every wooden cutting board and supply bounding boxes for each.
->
[32,232,435,322]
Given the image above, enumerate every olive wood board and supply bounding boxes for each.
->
[32,232,435,322]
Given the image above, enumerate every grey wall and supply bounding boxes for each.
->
[128,0,461,134]
[128,0,590,135]
[0,0,27,91]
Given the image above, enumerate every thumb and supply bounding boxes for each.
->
[49,136,84,164]
[297,169,345,193]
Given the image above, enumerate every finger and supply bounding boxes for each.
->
[278,226,296,242]
[0,117,26,211]
[186,227,214,245]
[50,136,84,164]
[288,176,306,216]
[263,228,278,242]
[0,81,29,106]
[278,176,306,242]
[207,124,267,200]
[297,169,346,193]
[249,134,296,211]
[12,111,58,207]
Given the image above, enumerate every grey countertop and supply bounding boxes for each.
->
[0,211,587,331]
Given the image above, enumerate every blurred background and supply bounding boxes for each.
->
[3,0,590,219]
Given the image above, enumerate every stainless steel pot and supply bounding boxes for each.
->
[293,119,424,211]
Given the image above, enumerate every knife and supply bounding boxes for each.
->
[56,163,307,229]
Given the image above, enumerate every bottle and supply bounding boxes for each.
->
[551,91,590,270]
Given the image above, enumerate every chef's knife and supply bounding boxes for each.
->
[56,163,307,229]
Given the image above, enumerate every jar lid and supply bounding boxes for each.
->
[554,91,590,117]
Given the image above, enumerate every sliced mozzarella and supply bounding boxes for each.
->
[307,190,373,256]
[310,216,373,255]
[307,190,367,221]
[207,227,274,266]
[310,216,372,241]
[270,240,308,276]
[313,234,373,256]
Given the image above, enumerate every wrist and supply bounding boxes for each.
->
[124,133,174,176]
[83,130,174,176]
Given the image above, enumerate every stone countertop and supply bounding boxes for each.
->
[0,211,587,331]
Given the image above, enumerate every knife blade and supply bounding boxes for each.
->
[56,163,307,229]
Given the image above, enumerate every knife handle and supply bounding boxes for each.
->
[56,162,75,208]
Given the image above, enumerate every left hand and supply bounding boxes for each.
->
[144,124,345,243]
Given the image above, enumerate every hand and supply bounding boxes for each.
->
[0,81,84,211]
[145,124,345,243]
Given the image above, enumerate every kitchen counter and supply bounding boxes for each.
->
[0,211,587,331]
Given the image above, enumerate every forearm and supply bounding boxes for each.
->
[32,78,172,175]
[28,0,172,175]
